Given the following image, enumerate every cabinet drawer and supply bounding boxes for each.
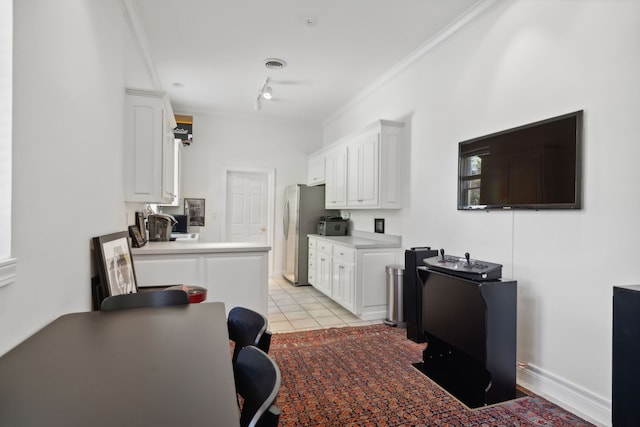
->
[332,245,355,263]
[308,248,316,260]
[308,270,316,284]
[308,238,317,250]
[317,241,331,253]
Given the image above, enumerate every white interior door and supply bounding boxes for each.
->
[226,171,269,243]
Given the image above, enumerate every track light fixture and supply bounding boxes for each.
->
[255,77,273,110]
[262,86,273,100]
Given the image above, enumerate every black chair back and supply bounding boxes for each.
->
[100,289,189,311]
[228,306,271,363]
[235,346,281,427]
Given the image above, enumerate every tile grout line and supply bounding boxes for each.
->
[267,278,383,333]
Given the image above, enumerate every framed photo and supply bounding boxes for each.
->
[135,211,146,240]
[93,231,138,297]
[129,225,146,248]
[374,218,385,234]
[184,198,205,226]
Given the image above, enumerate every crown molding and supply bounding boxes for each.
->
[322,0,508,127]
[120,0,176,128]
[120,0,162,90]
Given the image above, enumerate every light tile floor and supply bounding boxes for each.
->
[268,277,383,333]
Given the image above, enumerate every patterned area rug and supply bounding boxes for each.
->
[269,324,594,427]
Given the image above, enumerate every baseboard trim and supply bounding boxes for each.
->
[358,309,386,321]
[0,257,17,288]
[517,363,610,427]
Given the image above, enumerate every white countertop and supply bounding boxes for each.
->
[308,231,401,249]
[132,241,271,256]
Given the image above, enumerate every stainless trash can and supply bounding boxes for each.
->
[384,265,405,327]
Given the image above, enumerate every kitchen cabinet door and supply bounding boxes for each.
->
[161,129,178,204]
[331,244,355,311]
[325,146,348,209]
[315,246,332,296]
[124,88,176,204]
[158,139,181,206]
[347,129,380,207]
[307,152,325,186]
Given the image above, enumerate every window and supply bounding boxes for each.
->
[0,0,15,288]
[459,152,484,207]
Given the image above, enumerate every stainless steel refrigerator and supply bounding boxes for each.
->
[282,184,339,286]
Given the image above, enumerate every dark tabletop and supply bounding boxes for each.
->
[0,302,240,426]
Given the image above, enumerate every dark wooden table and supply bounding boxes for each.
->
[0,302,240,426]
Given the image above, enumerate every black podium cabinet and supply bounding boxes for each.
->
[612,285,640,426]
[404,247,438,342]
[419,268,517,408]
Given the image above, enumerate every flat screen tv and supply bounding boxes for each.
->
[458,110,583,210]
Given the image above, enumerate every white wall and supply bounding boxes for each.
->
[324,1,640,424]
[1,0,156,356]
[165,112,322,275]
[0,0,11,261]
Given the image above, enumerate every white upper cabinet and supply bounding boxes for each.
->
[310,120,405,210]
[307,152,326,186]
[124,88,177,204]
[347,127,380,207]
[159,138,181,206]
[377,121,403,209]
[161,120,177,202]
[324,145,348,209]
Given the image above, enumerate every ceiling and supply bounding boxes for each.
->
[132,0,482,123]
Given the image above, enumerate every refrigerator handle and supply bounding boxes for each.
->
[283,200,289,239]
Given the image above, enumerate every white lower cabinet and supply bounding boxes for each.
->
[132,250,269,316]
[331,245,355,312]
[308,236,397,320]
[315,240,332,296]
[332,262,354,307]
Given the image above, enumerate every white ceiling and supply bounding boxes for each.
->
[133,0,482,123]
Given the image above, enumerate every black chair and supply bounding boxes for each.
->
[228,306,272,364]
[235,346,281,427]
[100,289,189,311]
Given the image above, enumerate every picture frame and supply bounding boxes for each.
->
[374,218,385,234]
[184,198,205,226]
[92,231,138,297]
[135,211,146,241]
[129,225,146,248]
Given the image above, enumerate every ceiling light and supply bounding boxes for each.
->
[255,77,272,110]
[262,86,273,100]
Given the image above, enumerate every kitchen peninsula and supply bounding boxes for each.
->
[131,241,270,315]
